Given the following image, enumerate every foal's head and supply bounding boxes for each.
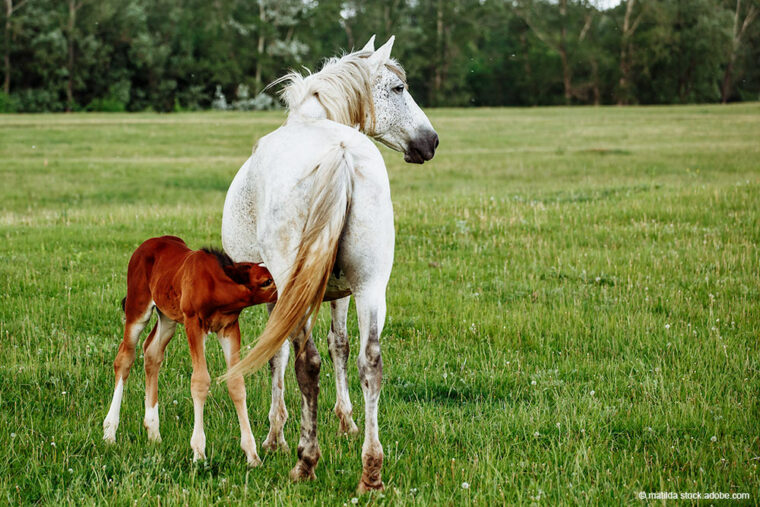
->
[202,248,277,303]
[230,262,277,303]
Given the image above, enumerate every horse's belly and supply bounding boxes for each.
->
[324,270,352,301]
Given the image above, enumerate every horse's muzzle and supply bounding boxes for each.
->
[404,130,439,164]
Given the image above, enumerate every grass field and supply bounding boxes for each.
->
[1,104,759,504]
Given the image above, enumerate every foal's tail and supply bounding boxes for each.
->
[223,143,354,380]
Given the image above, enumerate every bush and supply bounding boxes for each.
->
[0,91,20,112]
[12,88,63,112]
[86,97,126,112]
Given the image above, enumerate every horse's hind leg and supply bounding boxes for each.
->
[219,321,261,466]
[103,297,153,443]
[262,302,290,453]
[327,296,358,435]
[142,311,177,443]
[354,286,387,493]
[289,319,322,481]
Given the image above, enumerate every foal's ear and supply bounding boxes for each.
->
[368,35,394,72]
[223,264,250,285]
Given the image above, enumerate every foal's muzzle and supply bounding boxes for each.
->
[404,130,439,164]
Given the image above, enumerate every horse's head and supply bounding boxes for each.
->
[277,36,438,164]
[363,36,439,164]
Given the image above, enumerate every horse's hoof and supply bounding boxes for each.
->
[246,454,262,467]
[103,433,116,444]
[262,437,289,453]
[289,462,317,482]
[338,419,359,436]
[357,479,385,494]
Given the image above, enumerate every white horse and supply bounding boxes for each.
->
[221,35,438,492]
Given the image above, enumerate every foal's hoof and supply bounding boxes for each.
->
[246,454,262,467]
[289,461,317,482]
[357,478,385,494]
[103,424,117,444]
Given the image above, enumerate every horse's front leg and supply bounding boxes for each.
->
[186,319,210,462]
[328,296,359,435]
[354,287,387,492]
[219,321,261,466]
[289,320,322,481]
[262,303,290,453]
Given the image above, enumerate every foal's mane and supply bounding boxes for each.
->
[201,247,249,285]
[272,50,406,134]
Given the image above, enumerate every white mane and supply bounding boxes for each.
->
[273,51,407,134]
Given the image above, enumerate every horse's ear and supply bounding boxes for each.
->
[361,35,376,52]
[368,35,394,72]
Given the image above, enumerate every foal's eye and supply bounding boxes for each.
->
[393,84,405,94]
[261,279,273,288]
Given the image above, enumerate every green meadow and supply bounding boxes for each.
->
[0,105,758,504]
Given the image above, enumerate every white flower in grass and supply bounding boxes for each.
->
[61,391,66,395]
[589,390,595,396]
[51,442,56,447]
[534,431,540,437]
[531,380,536,386]
[10,433,15,439]
[461,482,470,489]
[711,436,717,442]
[173,399,178,405]
[665,324,670,330]
[351,497,359,504]
[68,468,73,473]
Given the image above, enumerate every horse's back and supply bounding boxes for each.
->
[222,119,384,266]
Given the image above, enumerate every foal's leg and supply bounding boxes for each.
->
[262,302,290,453]
[103,299,153,443]
[142,311,177,442]
[327,296,358,435]
[354,287,387,492]
[218,321,262,466]
[186,319,211,462]
[289,320,322,481]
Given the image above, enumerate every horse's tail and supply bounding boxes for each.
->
[222,142,353,380]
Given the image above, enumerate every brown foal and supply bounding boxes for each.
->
[102,235,277,465]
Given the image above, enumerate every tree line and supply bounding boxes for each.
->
[1,0,758,112]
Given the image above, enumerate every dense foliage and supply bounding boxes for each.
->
[1,0,758,112]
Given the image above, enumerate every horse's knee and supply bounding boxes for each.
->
[144,350,163,375]
[113,345,136,378]
[358,330,382,389]
[191,370,211,398]
[226,376,246,404]
[328,329,349,359]
[295,344,321,390]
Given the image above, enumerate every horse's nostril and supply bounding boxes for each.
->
[433,134,439,150]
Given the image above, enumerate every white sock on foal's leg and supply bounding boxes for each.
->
[103,378,124,443]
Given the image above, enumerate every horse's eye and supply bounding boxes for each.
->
[261,279,273,288]
[393,84,405,94]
